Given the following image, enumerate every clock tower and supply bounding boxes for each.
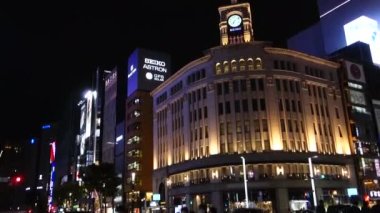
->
[218,0,253,45]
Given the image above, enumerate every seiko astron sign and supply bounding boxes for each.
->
[127,48,171,96]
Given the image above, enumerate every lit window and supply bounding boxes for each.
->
[223,61,230,73]
[352,106,368,114]
[215,63,222,74]
[239,59,246,71]
[127,136,141,144]
[254,57,263,69]
[348,82,363,90]
[231,60,237,72]
[134,110,141,118]
[247,58,254,70]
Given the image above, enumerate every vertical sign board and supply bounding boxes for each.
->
[84,92,93,139]
[127,48,171,96]
[373,100,380,142]
[48,141,56,212]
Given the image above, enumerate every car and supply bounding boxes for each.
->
[233,208,265,213]
[326,204,350,213]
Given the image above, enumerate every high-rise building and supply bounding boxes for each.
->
[25,124,57,212]
[124,48,171,212]
[114,121,125,210]
[102,68,118,164]
[288,0,380,201]
[76,89,99,182]
[328,42,380,200]
[0,140,25,211]
[151,1,357,213]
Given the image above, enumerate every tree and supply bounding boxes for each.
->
[54,182,85,210]
[82,163,120,212]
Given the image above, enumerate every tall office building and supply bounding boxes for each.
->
[102,68,118,164]
[114,121,126,210]
[328,42,380,200]
[125,48,171,212]
[151,1,357,213]
[76,68,112,178]
[0,140,25,211]
[24,124,57,212]
[288,0,380,200]
[76,89,99,182]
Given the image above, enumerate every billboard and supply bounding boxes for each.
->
[288,0,380,65]
[48,141,56,211]
[344,16,380,64]
[80,103,86,135]
[318,0,380,64]
[349,89,366,106]
[84,91,93,139]
[127,48,171,96]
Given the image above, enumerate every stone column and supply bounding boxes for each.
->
[211,191,223,213]
[275,188,289,213]
[316,187,324,203]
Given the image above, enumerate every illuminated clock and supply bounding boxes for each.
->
[228,14,242,28]
[350,64,361,79]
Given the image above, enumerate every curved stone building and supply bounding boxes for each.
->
[151,2,357,213]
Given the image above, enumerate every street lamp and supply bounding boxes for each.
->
[240,156,249,208]
[308,155,318,208]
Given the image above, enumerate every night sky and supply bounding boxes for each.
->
[0,0,319,142]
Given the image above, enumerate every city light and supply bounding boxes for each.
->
[15,176,21,183]
[42,124,51,129]
[240,156,249,208]
[308,156,318,208]
[11,175,24,186]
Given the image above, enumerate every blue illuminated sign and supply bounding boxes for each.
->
[127,48,171,96]
[42,124,51,129]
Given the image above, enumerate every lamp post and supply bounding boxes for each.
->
[240,156,249,208]
[308,156,318,208]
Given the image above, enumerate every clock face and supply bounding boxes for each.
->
[228,15,242,28]
[350,64,361,79]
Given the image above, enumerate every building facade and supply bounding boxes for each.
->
[24,124,57,212]
[124,48,171,212]
[151,2,357,213]
[328,42,380,201]
[102,68,118,164]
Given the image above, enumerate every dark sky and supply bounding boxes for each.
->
[0,0,319,142]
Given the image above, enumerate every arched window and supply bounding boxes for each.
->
[223,61,230,73]
[215,62,222,74]
[239,58,246,71]
[247,58,254,71]
[231,60,237,72]
[255,57,263,70]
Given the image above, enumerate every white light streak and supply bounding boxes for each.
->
[320,0,351,18]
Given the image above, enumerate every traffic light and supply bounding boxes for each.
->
[15,176,22,183]
[364,194,370,202]
[10,175,24,186]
